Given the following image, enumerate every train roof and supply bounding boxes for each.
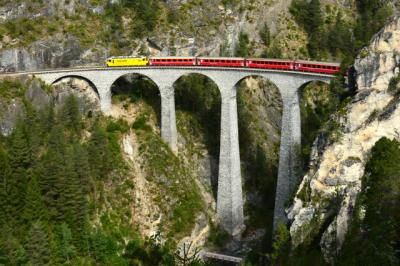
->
[197,57,245,60]
[295,60,340,66]
[150,56,196,59]
[247,58,294,62]
[107,56,147,59]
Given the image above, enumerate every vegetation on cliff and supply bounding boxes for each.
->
[339,137,400,265]
[0,78,209,265]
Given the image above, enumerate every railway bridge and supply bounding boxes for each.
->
[2,66,334,236]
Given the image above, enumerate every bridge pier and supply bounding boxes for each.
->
[160,86,178,152]
[217,88,244,236]
[273,88,301,231]
[99,89,112,114]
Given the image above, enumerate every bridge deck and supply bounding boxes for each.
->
[0,65,335,78]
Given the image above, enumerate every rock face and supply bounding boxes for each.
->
[0,37,98,72]
[287,16,400,262]
[0,76,101,136]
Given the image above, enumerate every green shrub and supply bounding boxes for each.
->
[388,74,400,95]
[107,118,130,134]
[132,113,152,131]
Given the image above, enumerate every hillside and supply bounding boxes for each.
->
[0,0,400,265]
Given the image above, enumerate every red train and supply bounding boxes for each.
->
[108,56,341,75]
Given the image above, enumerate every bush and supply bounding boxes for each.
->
[388,74,400,95]
[132,113,152,131]
[107,118,130,134]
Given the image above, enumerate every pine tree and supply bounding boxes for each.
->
[23,176,48,224]
[25,221,51,265]
[39,103,55,134]
[57,146,88,250]
[7,121,30,226]
[88,122,112,179]
[60,94,81,133]
[60,222,76,263]
[73,143,91,195]
[259,23,271,46]
[8,120,31,169]
[306,0,323,58]
[235,31,251,57]
[41,124,66,219]
[24,101,42,161]
[0,146,9,226]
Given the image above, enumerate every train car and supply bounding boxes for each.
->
[106,57,149,67]
[246,58,294,70]
[149,57,196,66]
[295,60,340,74]
[197,57,245,67]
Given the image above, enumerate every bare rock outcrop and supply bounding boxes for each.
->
[287,16,400,263]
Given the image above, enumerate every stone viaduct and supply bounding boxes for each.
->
[8,66,333,236]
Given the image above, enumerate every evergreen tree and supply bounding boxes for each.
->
[41,124,66,219]
[355,0,393,49]
[60,222,76,263]
[327,12,353,57]
[7,121,30,226]
[8,120,31,169]
[73,143,91,195]
[60,94,81,133]
[25,221,51,265]
[39,103,55,134]
[306,0,323,58]
[259,23,271,46]
[23,101,42,161]
[23,176,47,224]
[59,147,87,232]
[235,31,252,57]
[290,0,326,59]
[0,146,9,226]
[88,121,112,179]
[339,137,400,265]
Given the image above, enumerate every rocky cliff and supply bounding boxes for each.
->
[287,15,400,262]
[0,0,359,72]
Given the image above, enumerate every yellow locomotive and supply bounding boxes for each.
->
[106,57,149,67]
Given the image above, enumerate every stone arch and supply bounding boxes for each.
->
[52,75,101,99]
[297,79,330,93]
[171,71,223,95]
[109,72,161,94]
[109,72,162,129]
